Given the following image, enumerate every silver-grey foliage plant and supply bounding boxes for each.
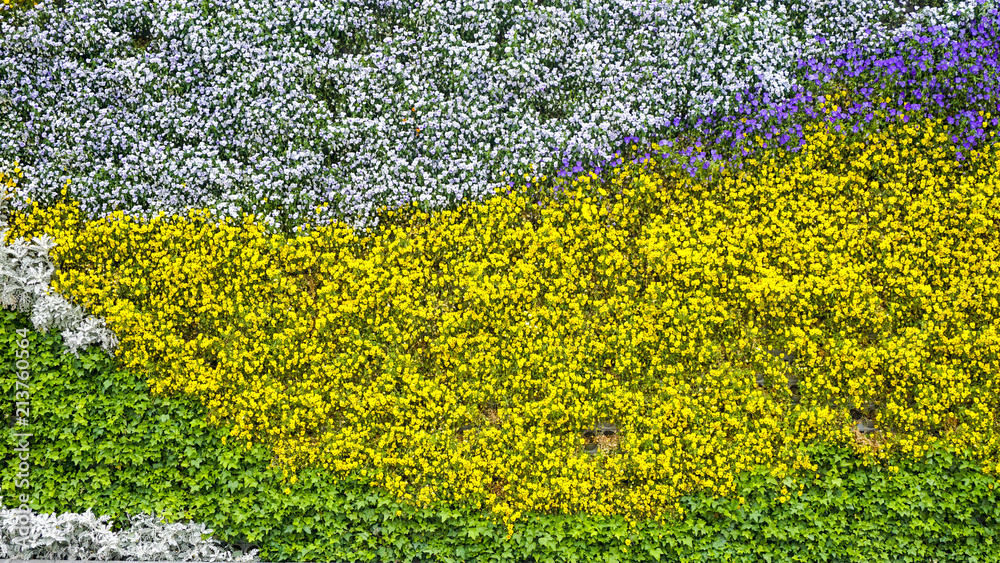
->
[0,227,120,358]
[0,507,260,561]
[0,158,119,357]
[0,163,245,561]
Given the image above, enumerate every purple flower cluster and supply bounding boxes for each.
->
[534,2,1000,194]
[713,4,1000,163]
[713,5,1000,164]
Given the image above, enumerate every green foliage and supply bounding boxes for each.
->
[2,304,999,561]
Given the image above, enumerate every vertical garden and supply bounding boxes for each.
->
[2,0,1000,561]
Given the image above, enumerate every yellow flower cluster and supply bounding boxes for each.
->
[4,109,998,536]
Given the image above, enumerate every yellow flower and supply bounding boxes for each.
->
[7,109,998,529]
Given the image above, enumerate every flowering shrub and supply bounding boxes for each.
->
[6,105,998,533]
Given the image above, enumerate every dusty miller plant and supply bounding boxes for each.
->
[0,508,261,561]
[0,159,119,357]
[0,166,257,561]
